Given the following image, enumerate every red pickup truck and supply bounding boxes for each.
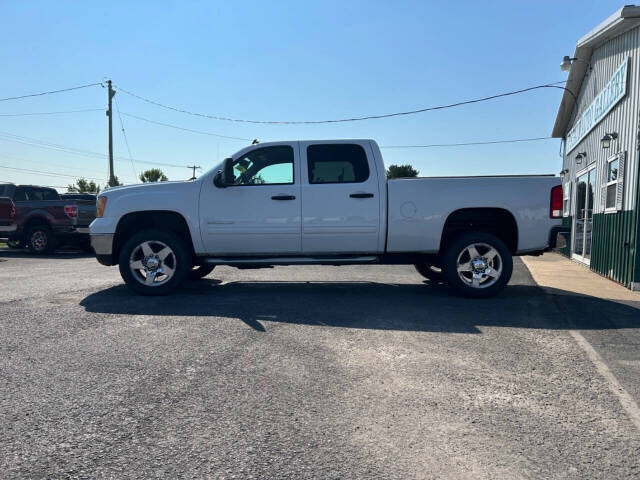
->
[0,183,96,254]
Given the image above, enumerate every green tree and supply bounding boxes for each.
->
[67,178,101,194]
[386,164,419,179]
[139,168,168,183]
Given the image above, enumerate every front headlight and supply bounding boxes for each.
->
[97,196,107,218]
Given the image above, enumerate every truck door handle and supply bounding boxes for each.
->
[349,192,374,198]
[271,195,296,201]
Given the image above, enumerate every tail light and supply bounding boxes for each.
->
[10,202,15,219]
[64,205,78,218]
[97,197,107,218]
[550,185,563,218]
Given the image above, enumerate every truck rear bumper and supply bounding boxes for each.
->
[0,224,17,234]
[91,234,115,266]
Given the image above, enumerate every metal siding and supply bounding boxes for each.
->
[591,211,636,285]
[563,25,640,287]
[564,25,639,213]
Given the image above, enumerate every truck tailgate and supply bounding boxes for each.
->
[74,199,96,227]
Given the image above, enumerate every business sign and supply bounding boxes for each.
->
[566,57,629,153]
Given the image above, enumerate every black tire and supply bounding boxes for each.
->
[27,225,57,254]
[189,264,216,280]
[118,229,192,296]
[442,232,512,298]
[414,262,445,283]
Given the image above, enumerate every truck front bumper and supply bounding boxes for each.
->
[91,234,115,266]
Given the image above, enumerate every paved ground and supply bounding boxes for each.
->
[1,247,639,479]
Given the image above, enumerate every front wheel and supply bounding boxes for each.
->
[118,230,191,296]
[442,232,512,298]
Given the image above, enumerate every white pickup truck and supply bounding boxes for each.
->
[90,139,563,298]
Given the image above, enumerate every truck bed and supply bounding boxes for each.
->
[386,175,560,254]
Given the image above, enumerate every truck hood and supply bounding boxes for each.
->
[99,180,197,198]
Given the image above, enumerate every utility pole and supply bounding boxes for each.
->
[106,80,116,187]
[187,165,201,181]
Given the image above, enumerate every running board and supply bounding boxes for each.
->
[203,255,380,266]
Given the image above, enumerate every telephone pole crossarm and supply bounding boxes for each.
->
[187,165,201,181]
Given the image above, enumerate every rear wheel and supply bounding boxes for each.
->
[118,230,191,296]
[414,262,444,283]
[442,232,512,298]
[27,225,56,254]
[189,264,216,280]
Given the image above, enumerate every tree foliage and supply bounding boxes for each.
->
[139,168,168,183]
[386,164,419,179]
[67,178,101,194]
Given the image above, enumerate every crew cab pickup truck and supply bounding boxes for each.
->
[90,140,562,298]
[0,183,96,253]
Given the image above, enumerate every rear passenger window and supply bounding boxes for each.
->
[307,144,369,184]
[13,187,28,201]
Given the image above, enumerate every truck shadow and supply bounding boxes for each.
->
[79,279,640,334]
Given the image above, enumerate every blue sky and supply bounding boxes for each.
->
[0,1,628,189]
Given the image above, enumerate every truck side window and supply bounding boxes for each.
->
[30,188,59,201]
[231,145,294,185]
[307,144,369,184]
[13,187,28,201]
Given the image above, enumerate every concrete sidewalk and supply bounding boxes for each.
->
[523,252,640,433]
[522,252,640,305]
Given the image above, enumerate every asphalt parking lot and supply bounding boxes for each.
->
[1,246,639,479]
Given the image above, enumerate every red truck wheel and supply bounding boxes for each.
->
[27,226,57,254]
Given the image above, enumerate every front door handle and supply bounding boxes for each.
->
[349,192,374,198]
[271,195,296,200]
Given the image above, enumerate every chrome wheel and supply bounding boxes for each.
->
[456,242,502,289]
[31,230,47,252]
[129,240,176,287]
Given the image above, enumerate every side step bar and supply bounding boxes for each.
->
[203,255,380,266]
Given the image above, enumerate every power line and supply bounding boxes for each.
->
[116,80,571,125]
[0,130,187,168]
[0,82,103,102]
[114,97,138,179]
[120,112,251,141]
[0,108,103,117]
[0,164,103,181]
[0,153,105,177]
[119,112,553,149]
[381,137,553,148]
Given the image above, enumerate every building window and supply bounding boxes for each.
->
[563,181,572,217]
[602,152,626,213]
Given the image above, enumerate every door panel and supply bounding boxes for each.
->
[299,141,380,253]
[199,144,302,255]
[572,167,594,264]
